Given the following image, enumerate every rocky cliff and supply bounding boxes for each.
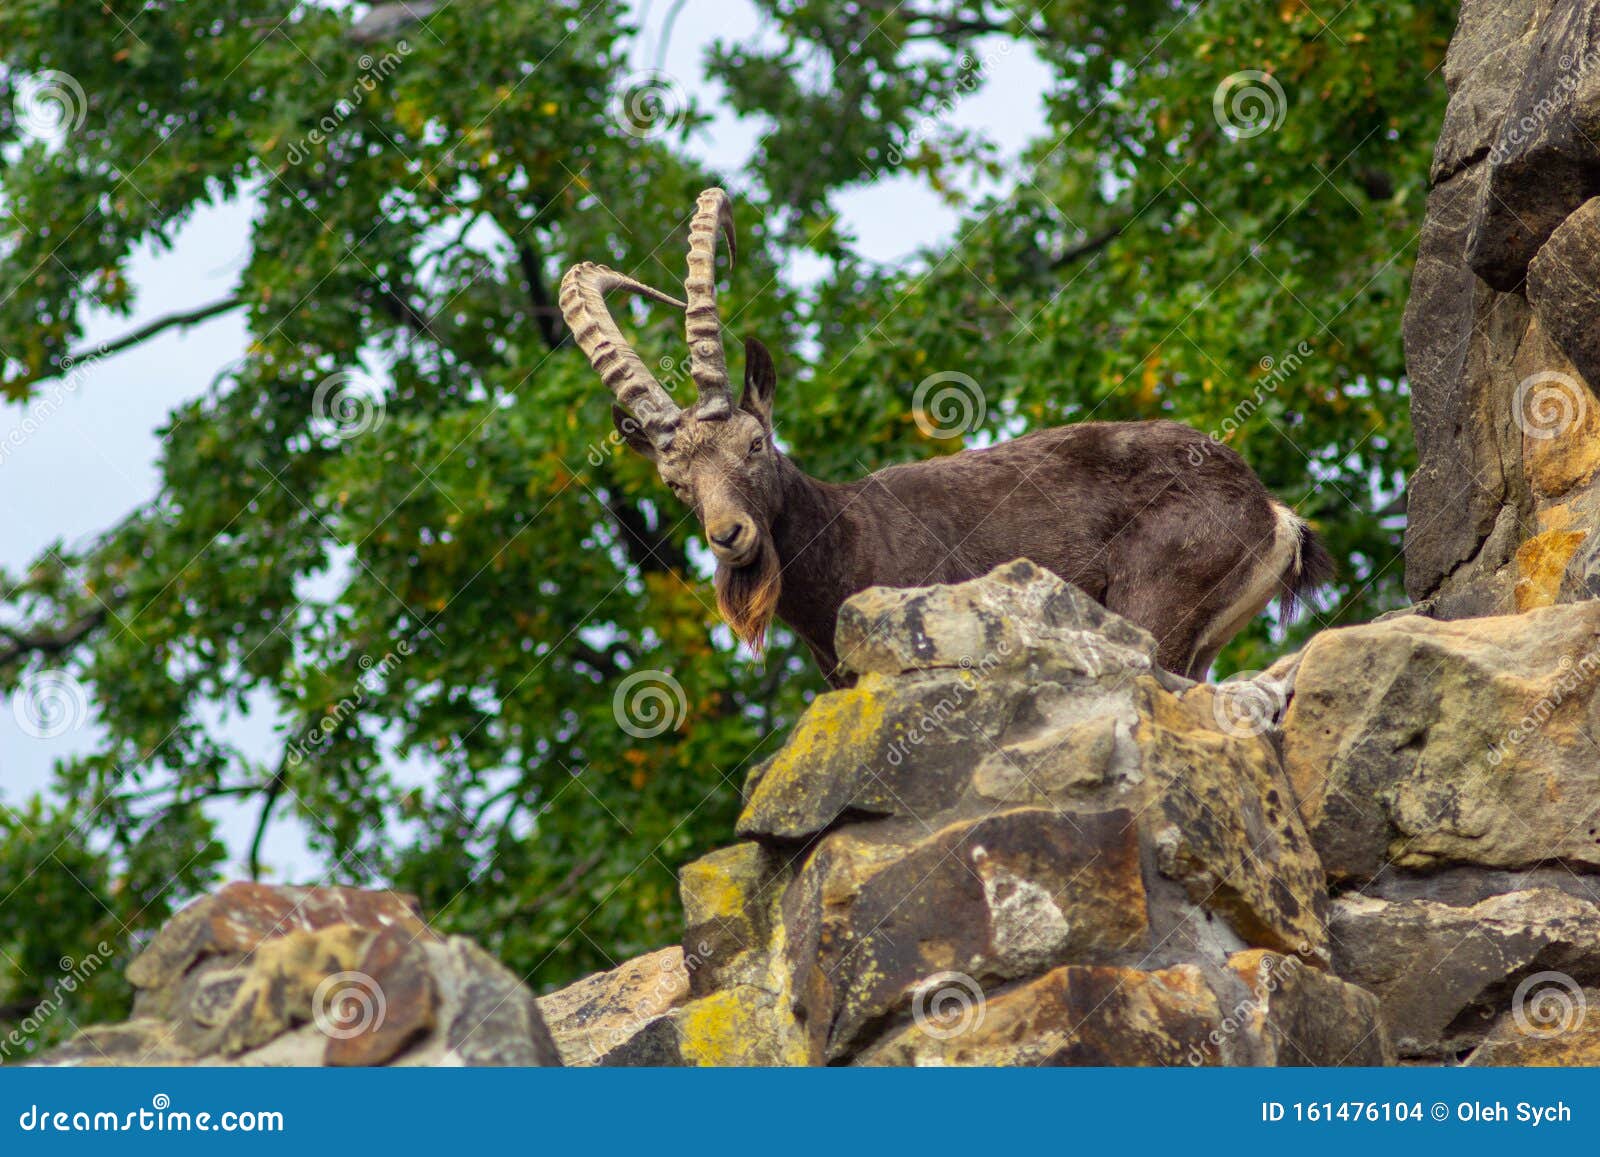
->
[1407,0,1600,614]
[41,560,1600,1066]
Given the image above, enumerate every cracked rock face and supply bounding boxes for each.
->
[38,882,561,1067]
[580,562,1386,1067]
[1281,601,1600,881]
[52,554,1600,1067]
[1407,0,1600,615]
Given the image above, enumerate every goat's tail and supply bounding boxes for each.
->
[1278,509,1336,623]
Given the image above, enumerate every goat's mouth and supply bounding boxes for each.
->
[712,541,763,570]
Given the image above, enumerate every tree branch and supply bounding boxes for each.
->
[0,610,106,667]
[5,297,245,395]
[248,758,290,882]
[1050,222,1128,269]
[516,241,566,352]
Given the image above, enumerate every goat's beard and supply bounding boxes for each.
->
[714,536,782,654]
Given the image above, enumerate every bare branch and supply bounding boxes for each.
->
[4,296,244,396]
[0,610,106,667]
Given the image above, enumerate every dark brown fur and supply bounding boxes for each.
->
[618,339,1333,687]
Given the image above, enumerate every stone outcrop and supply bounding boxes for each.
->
[1282,600,1600,881]
[1268,596,1600,1063]
[46,557,1600,1068]
[1406,0,1600,616]
[40,882,561,1067]
[574,562,1392,1067]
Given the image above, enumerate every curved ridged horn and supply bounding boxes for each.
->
[684,188,737,419]
[559,262,687,444]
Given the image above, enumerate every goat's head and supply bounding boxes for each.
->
[559,189,784,651]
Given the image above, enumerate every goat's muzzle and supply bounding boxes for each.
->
[706,514,759,567]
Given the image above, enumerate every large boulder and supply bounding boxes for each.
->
[40,883,561,1067]
[1281,601,1600,880]
[1331,889,1600,1061]
[1406,0,1600,615]
[640,561,1390,1066]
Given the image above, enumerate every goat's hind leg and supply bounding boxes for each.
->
[1101,575,1209,680]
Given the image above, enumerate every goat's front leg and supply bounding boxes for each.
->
[802,637,854,690]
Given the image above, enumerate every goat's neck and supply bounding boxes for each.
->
[769,454,860,670]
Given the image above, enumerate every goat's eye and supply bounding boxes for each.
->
[748,437,765,456]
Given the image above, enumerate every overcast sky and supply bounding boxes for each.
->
[0,2,1049,880]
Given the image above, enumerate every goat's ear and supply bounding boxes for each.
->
[740,338,777,428]
[612,404,657,461]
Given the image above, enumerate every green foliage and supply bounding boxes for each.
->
[0,0,1456,1055]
